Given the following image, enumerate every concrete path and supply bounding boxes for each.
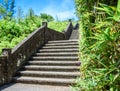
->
[69,29,79,40]
[0,83,71,91]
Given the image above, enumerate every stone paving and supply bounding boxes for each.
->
[0,83,71,91]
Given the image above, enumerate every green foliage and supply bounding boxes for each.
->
[0,0,15,19]
[40,13,54,22]
[0,19,69,55]
[0,34,26,53]
[48,21,68,32]
[73,0,120,91]
[0,10,42,55]
[0,9,69,55]
[0,0,70,56]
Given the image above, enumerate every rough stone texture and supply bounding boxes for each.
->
[64,22,73,39]
[0,22,74,86]
[45,28,65,42]
[69,29,79,40]
[0,22,80,90]
[0,56,8,85]
[0,83,71,91]
[12,40,80,86]
[28,61,79,66]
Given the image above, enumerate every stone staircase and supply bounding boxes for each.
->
[13,39,80,86]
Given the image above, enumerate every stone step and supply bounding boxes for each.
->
[13,76,76,86]
[31,56,78,61]
[17,71,80,78]
[23,65,80,72]
[27,61,81,66]
[69,30,79,39]
[34,52,78,56]
[42,45,78,49]
[45,42,78,46]
[38,49,79,53]
[48,40,79,43]
[13,39,80,86]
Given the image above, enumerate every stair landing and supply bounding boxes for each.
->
[0,83,70,91]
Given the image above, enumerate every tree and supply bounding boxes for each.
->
[9,0,15,17]
[0,4,6,19]
[27,8,35,18]
[17,7,24,23]
[0,0,15,19]
[40,13,54,22]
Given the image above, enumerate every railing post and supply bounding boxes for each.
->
[42,22,47,43]
[0,55,7,86]
[70,22,73,30]
[42,22,47,27]
[2,48,11,58]
[1,48,12,83]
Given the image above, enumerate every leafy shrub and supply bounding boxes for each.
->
[48,21,68,32]
[0,16,69,55]
[73,0,120,91]
[0,16,42,55]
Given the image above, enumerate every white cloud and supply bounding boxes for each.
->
[40,9,76,21]
[56,11,76,20]
[39,0,77,21]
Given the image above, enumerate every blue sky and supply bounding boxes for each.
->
[14,0,77,20]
